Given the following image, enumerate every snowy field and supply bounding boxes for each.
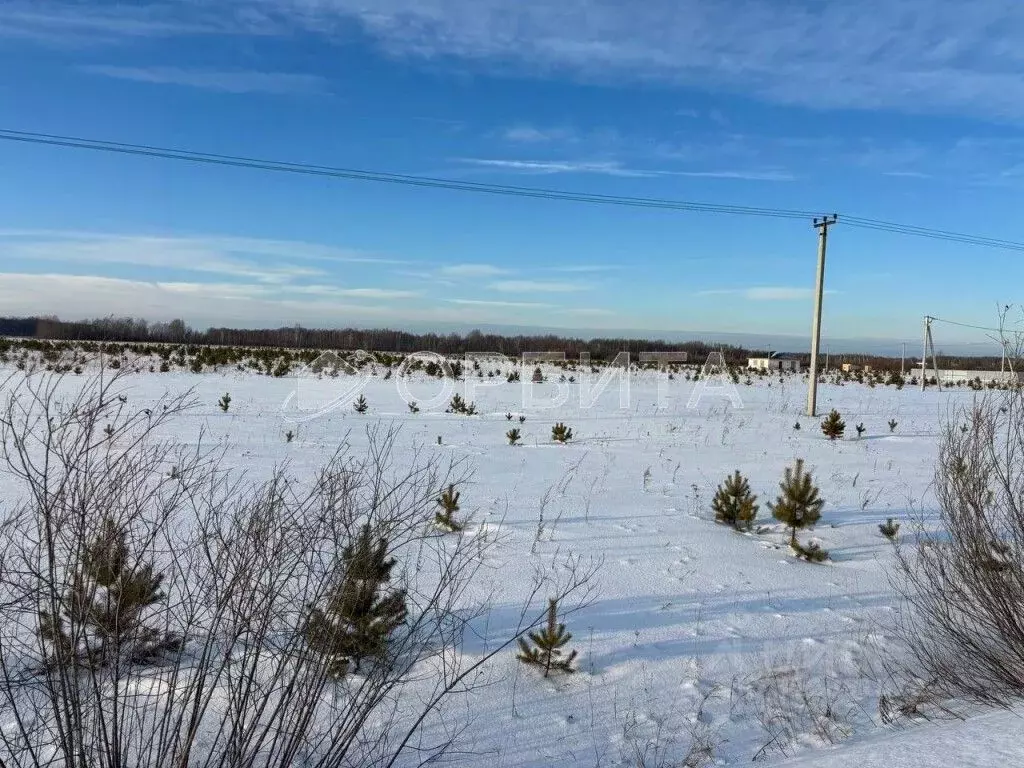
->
[2,359,1019,767]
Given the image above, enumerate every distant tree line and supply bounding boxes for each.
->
[0,315,1004,368]
[0,316,756,363]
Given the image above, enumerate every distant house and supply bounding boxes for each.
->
[841,363,859,373]
[747,352,803,373]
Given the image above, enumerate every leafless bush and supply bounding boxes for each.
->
[889,383,1024,712]
[735,649,859,761]
[0,370,597,767]
[618,689,720,768]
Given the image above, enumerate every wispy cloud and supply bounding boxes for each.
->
[0,3,251,46]
[292,286,421,299]
[0,273,622,330]
[459,157,792,181]
[697,287,837,301]
[447,298,554,308]
[559,307,617,317]
[439,263,511,277]
[81,65,327,95]
[255,0,1024,122]
[488,279,590,293]
[669,169,794,181]
[17,2,1019,120]
[503,125,576,143]
[458,158,658,178]
[0,230,403,272]
[549,264,621,273]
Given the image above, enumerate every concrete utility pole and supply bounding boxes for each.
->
[806,214,838,417]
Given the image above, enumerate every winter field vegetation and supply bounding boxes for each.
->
[0,337,1022,767]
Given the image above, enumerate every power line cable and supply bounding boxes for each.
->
[4,127,1024,253]
[0,128,816,220]
[928,316,1007,334]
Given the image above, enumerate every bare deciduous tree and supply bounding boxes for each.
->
[889,306,1024,715]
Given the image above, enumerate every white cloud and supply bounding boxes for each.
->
[503,125,575,143]
[447,298,553,308]
[439,263,511,277]
[458,158,658,177]
[81,65,328,94]
[298,286,422,299]
[697,287,838,301]
[255,0,1024,121]
[549,264,621,273]
[665,169,794,181]
[0,231,402,284]
[0,273,406,326]
[0,4,228,45]
[0,272,618,330]
[559,307,617,317]
[488,279,590,293]
[14,2,1019,119]
[458,157,792,181]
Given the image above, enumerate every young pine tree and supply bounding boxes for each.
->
[551,423,573,443]
[435,484,464,532]
[517,598,577,677]
[304,524,407,676]
[507,428,521,445]
[39,516,180,670]
[712,470,759,531]
[768,459,825,548]
[879,518,900,541]
[820,409,845,440]
[353,394,369,413]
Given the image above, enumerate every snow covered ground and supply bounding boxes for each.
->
[3,358,1018,766]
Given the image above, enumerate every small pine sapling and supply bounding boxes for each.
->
[353,394,369,413]
[447,394,467,414]
[507,428,521,445]
[506,412,513,421]
[820,409,846,440]
[39,516,181,669]
[103,424,115,439]
[879,518,900,541]
[517,598,577,677]
[285,430,295,443]
[531,366,544,383]
[856,422,866,438]
[408,401,420,413]
[711,470,759,531]
[551,422,573,443]
[507,370,521,383]
[519,415,526,424]
[435,484,464,532]
[768,458,825,550]
[793,540,829,563]
[304,524,407,676]
[218,392,231,412]
[888,419,898,433]
[793,421,801,431]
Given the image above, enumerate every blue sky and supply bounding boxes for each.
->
[1,0,1023,349]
